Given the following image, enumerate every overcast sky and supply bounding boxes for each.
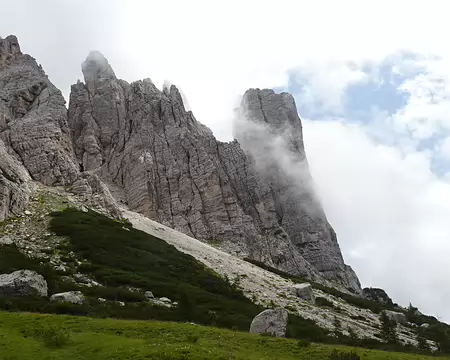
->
[2,0,450,322]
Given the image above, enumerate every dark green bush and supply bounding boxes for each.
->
[379,311,398,344]
[83,286,146,302]
[297,339,311,348]
[329,349,360,360]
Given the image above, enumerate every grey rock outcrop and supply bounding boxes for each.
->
[363,287,394,306]
[382,310,407,325]
[50,291,85,304]
[0,235,13,245]
[290,283,315,304]
[67,51,361,293]
[0,35,78,186]
[249,308,288,337]
[235,89,361,292]
[0,35,120,217]
[0,269,48,296]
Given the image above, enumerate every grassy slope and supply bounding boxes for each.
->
[1,203,446,355]
[0,207,330,342]
[0,311,444,360]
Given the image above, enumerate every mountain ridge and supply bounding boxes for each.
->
[0,34,359,293]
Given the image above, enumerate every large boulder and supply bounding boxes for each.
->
[290,283,315,304]
[382,310,407,325]
[50,291,85,304]
[144,290,154,299]
[249,308,289,337]
[0,235,13,245]
[0,269,47,296]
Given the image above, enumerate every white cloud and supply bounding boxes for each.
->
[303,119,450,320]
[439,137,450,160]
[290,61,368,114]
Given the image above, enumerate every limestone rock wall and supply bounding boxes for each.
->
[67,52,361,293]
[0,34,361,293]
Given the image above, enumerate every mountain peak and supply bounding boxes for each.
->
[0,35,22,67]
[0,35,21,55]
[81,51,116,92]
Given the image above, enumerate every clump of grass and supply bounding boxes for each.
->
[297,339,311,348]
[185,334,200,344]
[40,326,71,348]
[259,332,275,337]
[329,349,360,360]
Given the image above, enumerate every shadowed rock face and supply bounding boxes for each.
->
[68,51,361,293]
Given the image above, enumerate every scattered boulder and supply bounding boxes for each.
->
[420,323,430,329]
[0,270,47,297]
[159,297,171,303]
[0,235,13,245]
[290,283,315,304]
[24,210,32,216]
[144,290,154,299]
[118,301,125,306]
[249,308,289,337]
[50,291,85,304]
[382,310,407,325]
[98,297,106,303]
[54,265,66,272]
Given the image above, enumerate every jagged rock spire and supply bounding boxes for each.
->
[82,51,116,94]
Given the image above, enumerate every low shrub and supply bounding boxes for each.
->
[185,334,200,344]
[297,339,311,348]
[40,326,71,348]
[316,296,335,308]
[329,349,360,360]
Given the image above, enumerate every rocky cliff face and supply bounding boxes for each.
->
[235,89,360,290]
[0,35,119,217]
[0,35,78,186]
[0,34,360,293]
[67,51,361,293]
